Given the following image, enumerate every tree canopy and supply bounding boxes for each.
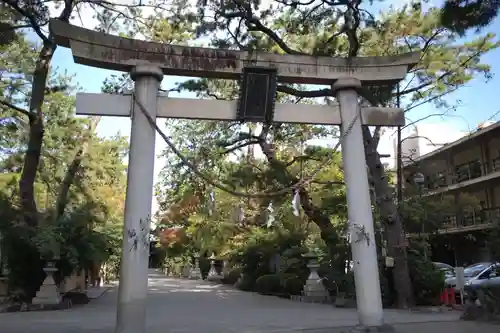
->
[441,0,500,36]
[0,5,129,298]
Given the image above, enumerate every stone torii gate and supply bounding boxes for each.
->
[50,19,418,333]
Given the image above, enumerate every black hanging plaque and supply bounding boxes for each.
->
[237,67,278,123]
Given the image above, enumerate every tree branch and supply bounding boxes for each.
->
[372,126,382,149]
[3,0,50,44]
[246,17,307,55]
[219,2,307,55]
[0,99,33,119]
[277,85,333,98]
[222,139,260,154]
[397,43,489,98]
[285,155,320,167]
[311,179,345,186]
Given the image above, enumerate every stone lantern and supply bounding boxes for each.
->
[189,253,202,280]
[301,252,330,303]
[32,260,61,306]
[207,253,223,281]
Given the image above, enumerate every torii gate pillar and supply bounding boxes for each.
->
[115,65,163,333]
[334,78,383,326]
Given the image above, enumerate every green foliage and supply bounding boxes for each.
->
[486,223,500,262]
[234,273,255,292]
[254,274,283,295]
[222,267,242,285]
[281,275,304,296]
[199,254,212,279]
[317,263,355,297]
[0,27,128,297]
[232,229,305,283]
[402,190,480,233]
[441,0,499,36]
[0,194,45,300]
[279,247,310,282]
[407,238,445,305]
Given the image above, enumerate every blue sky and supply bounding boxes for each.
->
[43,1,500,212]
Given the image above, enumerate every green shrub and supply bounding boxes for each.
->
[199,255,211,279]
[407,239,444,305]
[235,274,255,291]
[279,273,297,283]
[280,246,309,280]
[317,264,355,297]
[255,274,283,295]
[223,267,242,285]
[231,230,307,286]
[282,276,304,295]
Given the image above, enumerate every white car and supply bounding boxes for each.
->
[445,262,500,298]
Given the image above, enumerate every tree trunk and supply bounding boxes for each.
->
[298,188,345,263]
[19,41,55,226]
[55,117,100,219]
[362,127,414,308]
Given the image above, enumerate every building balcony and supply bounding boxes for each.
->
[407,208,499,237]
[453,160,483,184]
[420,165,500,197]
[437,207,500,234]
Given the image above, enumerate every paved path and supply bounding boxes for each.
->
[0,270,497,332]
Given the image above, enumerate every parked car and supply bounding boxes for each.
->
[433,262,455,279]
[445,262,500,299]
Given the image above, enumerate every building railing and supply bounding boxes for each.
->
[441,207,500,231]
[452,160,483,184]
[409,158,500,193]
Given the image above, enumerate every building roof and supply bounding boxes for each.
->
[412,121,500,162]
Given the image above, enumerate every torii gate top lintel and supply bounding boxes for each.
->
[49,19,420,85]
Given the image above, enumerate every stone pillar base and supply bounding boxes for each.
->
[32,268,61,305]
[344,324,395,332]
[189,267,201,280]
[301,254,329,303]
[303,280,329,300]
